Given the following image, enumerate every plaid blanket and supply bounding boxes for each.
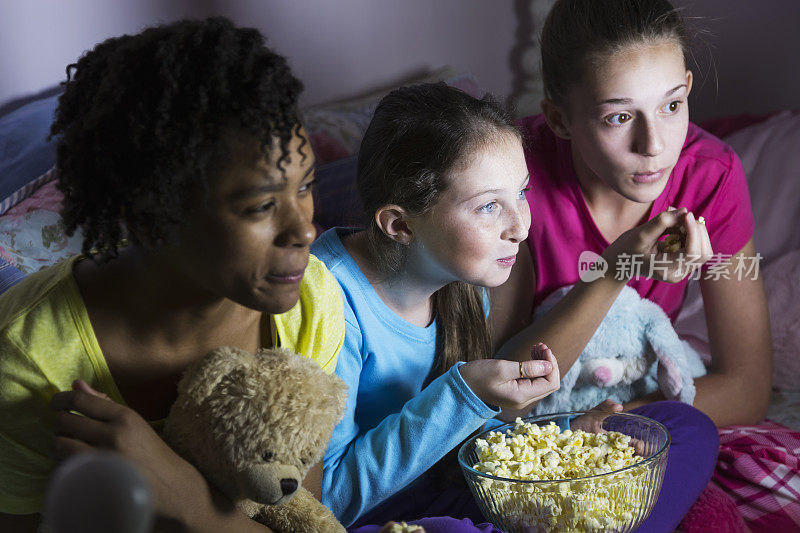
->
[714,420,800,532]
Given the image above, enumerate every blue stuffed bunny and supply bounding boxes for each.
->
[532,285,707,414]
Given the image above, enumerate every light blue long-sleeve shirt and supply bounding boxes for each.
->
[311,228,498,526]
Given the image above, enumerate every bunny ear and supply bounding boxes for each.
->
[176,346,256,404]
[655,351,684,399]
[646,320,692,402]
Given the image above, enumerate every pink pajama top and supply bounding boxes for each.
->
[520,114,755,320]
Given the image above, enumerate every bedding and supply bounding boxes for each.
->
[714,421,800,532]
[675,111,800,398]
[0,258,24,293]
[302,67,481,165]
[0,93,59,215]
[1,73,798,532]
[0,178,82,274]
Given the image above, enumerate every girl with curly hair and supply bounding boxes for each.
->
[0,17,344,532]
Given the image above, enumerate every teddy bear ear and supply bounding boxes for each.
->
[177,346,256,404]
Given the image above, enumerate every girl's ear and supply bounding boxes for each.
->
[375,205,414,245]
[541,98,571,140]
[685,70,693,98]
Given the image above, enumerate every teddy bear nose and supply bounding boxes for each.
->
[280,478,298,496]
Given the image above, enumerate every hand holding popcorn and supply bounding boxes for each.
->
[603,207,713,283]
[459,344,560,410]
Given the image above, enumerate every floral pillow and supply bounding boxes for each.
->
[0,178,83,274]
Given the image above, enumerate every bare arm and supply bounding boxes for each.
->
[0,401,329,532]
[493,209,710,377]
[0,476,273,533]
[491,243,627,375]
[50,381,272,532]
[302,461,323,501]
[626,239,772,425]
[684,239,771,425]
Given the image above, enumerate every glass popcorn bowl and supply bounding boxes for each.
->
[458,411,669,533]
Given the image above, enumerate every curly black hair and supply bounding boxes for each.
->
[50,17,304,261]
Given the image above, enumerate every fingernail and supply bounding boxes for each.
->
[687,212,695,222]
[541,361,552,373]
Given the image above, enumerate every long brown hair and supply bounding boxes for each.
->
[356,83,521,385]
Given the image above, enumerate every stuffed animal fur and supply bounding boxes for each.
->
[162,346,348,533]
[532,285,707,414]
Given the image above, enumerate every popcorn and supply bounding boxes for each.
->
[471,419,653,532]
[661,224,687,253]
[663,233,683,253]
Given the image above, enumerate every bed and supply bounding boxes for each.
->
[1,68,798,531]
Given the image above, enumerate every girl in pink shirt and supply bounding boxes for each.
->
[494,0,770,428]
[492,1,772,529]
[519,115,755,322]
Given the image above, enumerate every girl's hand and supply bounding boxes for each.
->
[50,380,202,526]
[570,399,645,455]
[570,398,623,433]
[603,207,713,283]
[460,343,560,410]
[376,521,425,533]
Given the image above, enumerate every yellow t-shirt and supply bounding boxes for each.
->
[0,254,344,514]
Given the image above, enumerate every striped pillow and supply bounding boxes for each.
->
[0,257,25,294]
[0,166,57,216]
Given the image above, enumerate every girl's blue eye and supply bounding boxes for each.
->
[661,100,682,114]
[606,113,632,126]
[478,202,497,214]
[517,186,531,200]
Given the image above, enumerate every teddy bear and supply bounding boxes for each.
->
[531,285,707,414]
[162,346,348,533]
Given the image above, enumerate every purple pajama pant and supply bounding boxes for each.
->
[348,401,719,533]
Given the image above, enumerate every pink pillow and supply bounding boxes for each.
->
[674,111,800,391]
[699,112,776,140]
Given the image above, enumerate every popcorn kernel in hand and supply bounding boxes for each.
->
[663,234,682,253]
